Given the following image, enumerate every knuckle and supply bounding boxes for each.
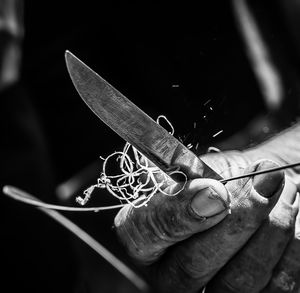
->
[114,196,195,262]
[271,270,297,292]
[172,243,214,280]
[171,250,205,283]
[145,200,193,242]
[216,274,257,293]
[270,205,298,235]
[270,213,296,235]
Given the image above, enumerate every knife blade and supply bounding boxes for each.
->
[65,50,222,181]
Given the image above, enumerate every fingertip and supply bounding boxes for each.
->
[252,160,285,198]
[188,178,231,212]
[281,178,298,207]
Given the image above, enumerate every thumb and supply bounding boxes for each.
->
[114,178,230,264]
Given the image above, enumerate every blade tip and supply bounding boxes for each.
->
[64,50,82,68]
[65,50,73,60]
[65,50,77,72]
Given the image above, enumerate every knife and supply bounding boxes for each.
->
[65,50,222,182]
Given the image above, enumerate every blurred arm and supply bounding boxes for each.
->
[0,0,23,90]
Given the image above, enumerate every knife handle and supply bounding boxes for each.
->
[170,143,223,181]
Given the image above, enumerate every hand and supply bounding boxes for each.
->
[114,151,299,292]
[201,152,300,293]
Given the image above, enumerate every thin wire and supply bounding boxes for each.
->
[220,162,300,183]
[2,186,125,211]
[3,162,300,213]
[2,186,149,293]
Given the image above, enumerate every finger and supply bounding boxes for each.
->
[114,178,230,264]
[206,178,299,293]
[154,160,284,293]
[262,196,300,293]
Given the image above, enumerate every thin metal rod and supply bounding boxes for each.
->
[220,162,300,183]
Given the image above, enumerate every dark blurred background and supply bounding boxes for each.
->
[2,0,300,292]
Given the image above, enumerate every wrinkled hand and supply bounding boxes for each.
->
[114,151,300,293]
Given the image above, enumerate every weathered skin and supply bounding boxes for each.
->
[114,178,230,264]
[151,160,284,293]
[262,201,300,293]
[115,155,285,293]
[206,179,299,293]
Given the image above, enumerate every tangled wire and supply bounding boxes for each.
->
[76,116,187,208]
